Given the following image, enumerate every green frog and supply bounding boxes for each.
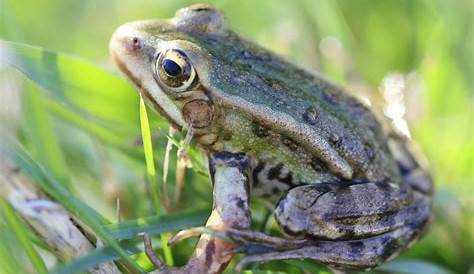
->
[110,4,432,272]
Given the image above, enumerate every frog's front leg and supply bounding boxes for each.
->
[144,151,252,274]
[182,152,251,274]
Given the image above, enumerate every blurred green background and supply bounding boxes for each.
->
[0,0,472,273]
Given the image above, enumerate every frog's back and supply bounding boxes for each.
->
[166,6,400,184]
[186,30,399,183]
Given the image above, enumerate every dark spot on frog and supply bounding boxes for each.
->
[220,128,233,141]
[379,237,400,261]
[302,106,320,125]
[329,135,343,150]
[278,172,296,188]
[268,163,283,180]
[267,164,296,187]
[252,162,265,187]
[252,122,270,138]
[281,137,299,151]
[310,157,327,173]
[205,239,216,267]
[236,198,246,209]
[349,241,365,254]
[210,152,250,181]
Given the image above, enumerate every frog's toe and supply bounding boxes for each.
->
[168,226,230,246]
[168,228,203,246]
[141,233,168,271]
[224,228,308,247]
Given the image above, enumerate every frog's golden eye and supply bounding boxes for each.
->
[154,49,197,92]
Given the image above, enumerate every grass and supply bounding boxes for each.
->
[0,0,472,273]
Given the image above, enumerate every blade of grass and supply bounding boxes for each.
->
[0,198,48,274]
[23,81,70,188]
[139,95,174,266]
[0,227,27,274]
[139,95,160,213]
[5,142,144,272]
[43,95,143,160]
[106,207,209,240]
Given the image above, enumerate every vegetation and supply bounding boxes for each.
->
[0,0,472,273]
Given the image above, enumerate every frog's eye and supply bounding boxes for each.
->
[154,49,197,93]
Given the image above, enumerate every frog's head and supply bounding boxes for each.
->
[110,4,226,132]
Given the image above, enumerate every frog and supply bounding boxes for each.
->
[110,4,433,272]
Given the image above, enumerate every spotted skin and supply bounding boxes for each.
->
[251,162,298,199]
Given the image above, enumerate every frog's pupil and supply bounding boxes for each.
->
[163,59,182,77]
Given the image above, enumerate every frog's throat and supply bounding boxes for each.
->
[112,53,185,130]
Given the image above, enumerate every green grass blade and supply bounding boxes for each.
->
[106,207,209,240]
[43,96,143,160]
[0,198,48,274]
[139,96,160,213]
[23,81,70,188]
[139,95,174,265]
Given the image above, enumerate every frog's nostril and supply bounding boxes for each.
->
[127,37,141,51]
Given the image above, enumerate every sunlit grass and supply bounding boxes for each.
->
[138,95,174,266]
